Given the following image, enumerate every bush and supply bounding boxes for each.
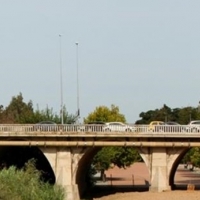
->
[0,160,65,200]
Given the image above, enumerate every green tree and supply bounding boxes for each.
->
[135,104,200,125]
[182,148,200,169]
[190,147,200,167]
[1,93,35,123]
[112,147,142,168]
[84,104,141,180]
[0,93,77,124]
[84,104,126,123]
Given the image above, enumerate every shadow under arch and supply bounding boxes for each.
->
[76,146,102,197]
[169,147,190,189]
[0,145,56,184]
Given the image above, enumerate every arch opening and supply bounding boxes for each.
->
[169,147,200,190]
[76,146,148,199]
[0,146,55,184]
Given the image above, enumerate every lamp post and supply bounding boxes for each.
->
[59,34,64,124]
[75,42,80,120]
[165,113,167,123]
[198,101,200,113]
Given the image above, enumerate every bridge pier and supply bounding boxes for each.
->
[149,147,171,192]
[42,147,80,200]
[63,185,79,200]
[139,147,183,192]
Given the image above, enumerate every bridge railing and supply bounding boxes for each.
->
[138,125,186,133]
[0,125,34,132]
[0,124,198,133]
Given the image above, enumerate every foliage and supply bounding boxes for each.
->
[0,159,65,200]
[93,147,142,171]
[111,147,142,168]
[136,104,200,125]
[0,93,76,124]
[93,147,116,171]
[182,148,200,168]
[1,93,35,123]
[84,104,126,123]
[189,147,200,167]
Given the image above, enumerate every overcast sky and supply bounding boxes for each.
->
[1,1,200,123]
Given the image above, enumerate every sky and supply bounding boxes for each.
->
[1,1,200,123]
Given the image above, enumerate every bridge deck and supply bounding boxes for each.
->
[0,124,199,147]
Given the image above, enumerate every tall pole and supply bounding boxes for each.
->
[59,35,64,124]
[75,42,80,119]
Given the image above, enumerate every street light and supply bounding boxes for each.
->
[198,101,200,113]
[59,34,64,124]
[75,42,80,120]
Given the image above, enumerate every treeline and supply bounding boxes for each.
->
[0,93,75,124]
[1,94,199,125]
[136,104,200,124]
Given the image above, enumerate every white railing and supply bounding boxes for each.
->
[0,124,199,134]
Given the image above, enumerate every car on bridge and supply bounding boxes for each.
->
[102,122,136,132]
[160,121,182,132]
[185,120,200,132]
[148,121,165,132]
[62,123,85,132]
[84,121,105,132]
[33,121,57,131]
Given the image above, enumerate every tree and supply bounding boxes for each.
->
[190,147,200,167]
[112,147,142,168]
[1,93,35,123]
[84,104,142,180]
[182,148,200,169]
[136,104,200,125]
[84,104,126,123]
[0,93,77,124]
[33,105,78,124]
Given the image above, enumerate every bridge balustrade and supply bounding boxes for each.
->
[0,124,198,134]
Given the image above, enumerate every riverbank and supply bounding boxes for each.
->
[92,163,200,200]
[94,191,200,200]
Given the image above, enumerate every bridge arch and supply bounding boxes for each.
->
[0,145,55,183]
[169,147,190,189]
[75,146,147,198]
[76,147,101,197]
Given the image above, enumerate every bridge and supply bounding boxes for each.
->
[0,124,200,200]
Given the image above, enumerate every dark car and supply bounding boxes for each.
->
[33,121,57,131]
[165,121,180,125]
[160,121,182,132]
[85,121,105,132]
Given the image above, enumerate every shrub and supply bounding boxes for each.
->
[0,159,65,200]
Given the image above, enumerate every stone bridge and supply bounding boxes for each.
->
[0,124,199,200]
